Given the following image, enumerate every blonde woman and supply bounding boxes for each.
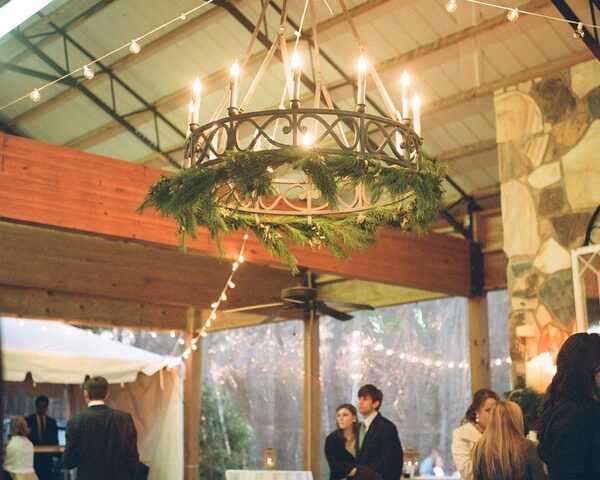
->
[2,417,38,480]
[451,388,499,480]
[472,401,547,480]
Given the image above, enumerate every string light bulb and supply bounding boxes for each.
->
[232,261,239,271]
[507,8,519,22]
[170,330,176,338]
[211,301,219,308]
[30,89,41,103]
[210,311,217,320]
[573,21,585,39]
[83,65,95,80]
[228,280,236,288]
[238,254,245,263]
[445,0,457,13]
[129,40,141,54]
[221,292,227,301]
[178,338,185,345]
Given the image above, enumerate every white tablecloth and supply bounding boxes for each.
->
[226,470,314,480]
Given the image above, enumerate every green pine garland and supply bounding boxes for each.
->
[138,148,446,273]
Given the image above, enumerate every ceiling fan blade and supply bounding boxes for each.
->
[325,300,375,311]
[261,305,297,324]
[222,302,284,314]
[315,301,354,321]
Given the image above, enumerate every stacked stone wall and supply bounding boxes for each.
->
[494,59,600,384]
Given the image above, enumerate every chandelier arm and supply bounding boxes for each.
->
[244,0,272,61]
[240,35,280,112]
[337,0,365,51]
[294,0,311,51]
[368,63,401,121]
[278,28,295,104]
[320,84,350,148]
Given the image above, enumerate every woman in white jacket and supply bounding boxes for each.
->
[452,389,500,480]
[2,417,38,480]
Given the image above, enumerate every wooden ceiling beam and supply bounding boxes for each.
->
[436,139,497,164]
[0,221,294,310]
[0,132,474,296]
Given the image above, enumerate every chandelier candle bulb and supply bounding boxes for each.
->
[291,51,302,106]
[187,100,194,135]
[411,92,421,136]
[356,56,368,110]
[192,77,201,124]
[400,70,410,120]
[229,60,240,111]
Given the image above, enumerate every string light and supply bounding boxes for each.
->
[0,0,216,112]
[169,330,176,338]
[507,8,519,23]
[29,89,40,103]
[445,0,599,34]
[574,21,585,40]
[445,0,457,13]
[129,39,141,54]
[166,232,250,365]
[83,65,95,80]
[1,0,598,114]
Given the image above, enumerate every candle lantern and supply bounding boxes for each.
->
[402,445,420,478]
[262,447,276,470]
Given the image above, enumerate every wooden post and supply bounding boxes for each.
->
[303,313,320,479]
[184,308,202,480]
[468,296,491,395]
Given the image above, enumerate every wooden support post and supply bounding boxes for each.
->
[468,296,491,395]
[303,313,320,479]
[184,308,202,480]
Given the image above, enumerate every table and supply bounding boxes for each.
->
[226,470,314,480]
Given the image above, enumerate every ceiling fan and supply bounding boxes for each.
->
[223,272,374,324]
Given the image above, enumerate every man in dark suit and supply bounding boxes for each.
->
[63,376,139,480]
[355,384,403,480]
[26,395,59,480]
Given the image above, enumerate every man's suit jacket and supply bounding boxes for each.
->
[62,404,139,480]
[25,414,59,446]
[355,413,404,480]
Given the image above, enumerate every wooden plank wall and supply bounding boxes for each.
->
[0,133,475,297]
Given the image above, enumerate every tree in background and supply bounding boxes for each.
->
[200,383,255,480]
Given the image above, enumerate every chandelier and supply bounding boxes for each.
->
[140,1,445,271]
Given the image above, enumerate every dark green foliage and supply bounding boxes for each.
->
[138,149,445,272]
[507,387,544,432]
[200,384,255,480]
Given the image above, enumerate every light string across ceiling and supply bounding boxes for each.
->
[1,0,598,113]
[166,233,249,368]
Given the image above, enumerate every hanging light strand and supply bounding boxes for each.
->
[0,0,216,112]
[2,0,598,113]
[453,0,599,30]
[167,233,249,367]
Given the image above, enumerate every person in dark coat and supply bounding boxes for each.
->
[354,384,403,480]
[25,395,59,480]
[538,332,600,480]
[62,376,139,480]
[325,403,359,480]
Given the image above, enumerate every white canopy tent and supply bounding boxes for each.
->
[1,316,184,480]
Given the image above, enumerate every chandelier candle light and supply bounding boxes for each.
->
[139,0,445,271]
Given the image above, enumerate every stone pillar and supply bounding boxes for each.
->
[494,59,600,387]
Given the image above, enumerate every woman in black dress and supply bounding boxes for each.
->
[325,403,359,480]
[538,332,600,480]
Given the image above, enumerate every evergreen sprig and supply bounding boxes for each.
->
[138,149,445,272]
